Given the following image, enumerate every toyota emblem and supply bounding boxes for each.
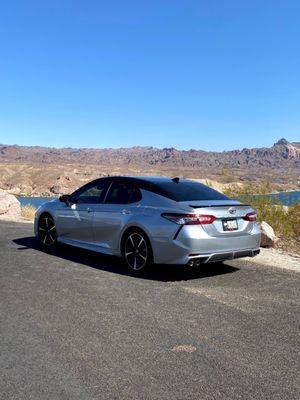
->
[228,207,237,215]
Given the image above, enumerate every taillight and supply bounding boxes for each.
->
[243,212,257,222]
[198,215,216,224]
[161,213,216,225]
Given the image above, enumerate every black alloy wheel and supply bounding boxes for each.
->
[123,230,152,271]
[38,214,57,247]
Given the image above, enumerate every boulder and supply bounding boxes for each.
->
[0,190,21,217]
[260,221,279,248]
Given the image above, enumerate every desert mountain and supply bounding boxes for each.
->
[0,138,299,168]
[0,138,299,196]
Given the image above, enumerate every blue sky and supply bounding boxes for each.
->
[0,0,299,151]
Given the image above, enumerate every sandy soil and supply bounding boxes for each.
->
[242,247,300,272]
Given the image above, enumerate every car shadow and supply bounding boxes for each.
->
[13,236,240,282]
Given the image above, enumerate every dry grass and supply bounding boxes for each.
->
[223,182,300,254]
[21,205,36,220]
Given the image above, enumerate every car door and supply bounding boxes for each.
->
[55,179,110,244]
[92,179,142,250]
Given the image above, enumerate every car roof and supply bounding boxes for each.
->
[107,176,191,184]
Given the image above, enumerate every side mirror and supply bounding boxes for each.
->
[59,194,70,203]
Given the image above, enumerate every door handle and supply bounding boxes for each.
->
[121,209,131,215]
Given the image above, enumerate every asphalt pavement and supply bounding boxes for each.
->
[0,220,299,400]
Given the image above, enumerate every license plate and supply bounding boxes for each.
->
[222,219,238,231]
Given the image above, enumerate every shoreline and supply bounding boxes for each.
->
[255,189,300,195]
[16,191,300,208]
[10,188,300,197]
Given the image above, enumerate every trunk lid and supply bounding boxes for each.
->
[179,200,255,237]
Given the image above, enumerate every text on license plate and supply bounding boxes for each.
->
[222,219,238,231]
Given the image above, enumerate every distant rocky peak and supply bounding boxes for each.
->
[274,138,289,146]
[272,138,300,160]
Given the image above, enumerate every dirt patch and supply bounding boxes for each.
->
[171,345,197,353]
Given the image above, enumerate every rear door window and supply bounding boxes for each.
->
[105,181,142,204]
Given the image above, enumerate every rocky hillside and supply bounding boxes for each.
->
[0,138,299,196]
[0,138,299,169]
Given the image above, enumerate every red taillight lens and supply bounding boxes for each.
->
[161,213,199,225]
[161,213,216,225]
[198,215,216,224]
[243,212,257,222]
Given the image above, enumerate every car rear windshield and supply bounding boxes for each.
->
[153,181,229,202]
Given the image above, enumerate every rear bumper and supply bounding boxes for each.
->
[151,223,261,264]
[186,248,260,266]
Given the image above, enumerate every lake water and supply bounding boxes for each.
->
[254,191,300,206]
[17,190,300,208]
[17,196,57,208]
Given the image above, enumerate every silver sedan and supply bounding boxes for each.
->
[34,176,261,271]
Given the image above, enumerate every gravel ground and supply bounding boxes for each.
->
[243,247,300,272]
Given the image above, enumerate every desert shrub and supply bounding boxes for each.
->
[21,205,36,220]
[287,204,300,238]
[224,183,299,239]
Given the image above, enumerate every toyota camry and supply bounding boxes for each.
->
[34,176,261,271]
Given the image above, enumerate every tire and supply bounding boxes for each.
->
[121,229,153,271]
[37,214,57,248]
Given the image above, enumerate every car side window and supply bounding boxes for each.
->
[71,180,109,204]
[105,181,142,204]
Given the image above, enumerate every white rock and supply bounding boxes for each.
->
[260,221,279,248]
[0,190,21,217]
